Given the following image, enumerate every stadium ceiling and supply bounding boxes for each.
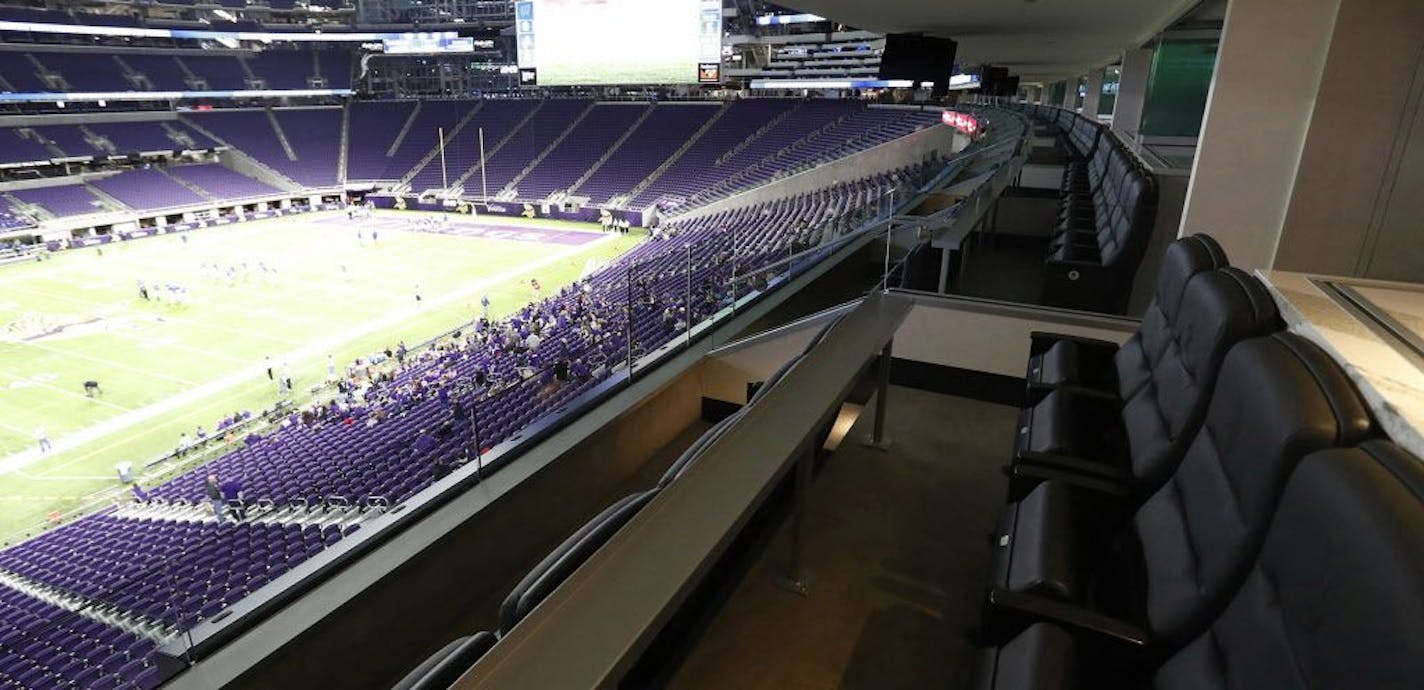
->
[779,0,1205,81]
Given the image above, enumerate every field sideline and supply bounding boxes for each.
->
[0,210,641,540]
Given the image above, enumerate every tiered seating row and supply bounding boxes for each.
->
[3,164,282,222]
[183,108,342,188]
[1,121,217,163]
[0,49,352,95]
[349,98,937,209]
[3,101,943,228]
[1009,102,1157,314]
[973,233,1424,689]
[0,195,35,230]
[147,162,936,508]
[0,583,161,689]
[0,514,358,689]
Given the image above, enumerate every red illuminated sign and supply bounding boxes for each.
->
[940,110,981,136]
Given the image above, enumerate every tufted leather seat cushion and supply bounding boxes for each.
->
[1026,235,1229,398]
[979,441,1424,690]
[995,333,1375,654]
[1017,269,1281,499]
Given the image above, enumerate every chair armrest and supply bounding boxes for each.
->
[1005,463,1131,503]
[1026,383,1120,402]
[1045,252,1117,267]
[1016,450,1128,481]
[988,588,1148,649]
[1024,380,1118,408]
[1027,331,1120,356]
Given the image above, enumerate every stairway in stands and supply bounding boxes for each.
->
[567,103,657,196]
[492,100,596,195]
[616,101,730,207]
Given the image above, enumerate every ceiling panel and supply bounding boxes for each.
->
[776,0,1202,81]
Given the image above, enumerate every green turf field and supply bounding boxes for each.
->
[0,211,641,540]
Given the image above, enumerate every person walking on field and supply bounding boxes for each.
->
[35,425,51,453]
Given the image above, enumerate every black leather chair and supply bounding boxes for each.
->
[658,412,742,488]
[1011,268,1281,500]
[390,632,497,690]
[987,333,1375,656]
[497,490,656,637]
[1024,234,1229,403]
[1058,117,1104,190]
[975,440,1424,690]
[1042,137,1158,314]
[1025,233,1224,404]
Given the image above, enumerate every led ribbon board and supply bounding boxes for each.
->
[940,110,981,136]
[0,20,460,42]
[0,89,355,103]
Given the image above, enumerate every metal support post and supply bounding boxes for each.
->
[775,445,814,596]
[685,245,693,347]
[625,266,635,376]
[864,339,893,449]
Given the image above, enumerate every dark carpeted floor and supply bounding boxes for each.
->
[666,386,1017,690]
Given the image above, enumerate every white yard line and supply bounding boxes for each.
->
[12,470,115,482]
[29,381,264,478]
[0,418,34,438]
[2,339,199,387]
[0,365,133,412]
[4,285,308,347]
[355,211,613,236]
[104,331,252,364]
[0,235,613,475]
[3,285,126,309]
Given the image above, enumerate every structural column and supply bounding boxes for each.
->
[1176,0,1340,270]
[1111,48,1154,137]
[1060,78,1079,110]
[1081,69,1105,120]
[1274,0,1424,280]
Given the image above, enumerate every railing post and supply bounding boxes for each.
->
[881,189,895,291]
[625,265,635,379]
[864,339,893,450]
[729,227,737,316]
[685,244,693,347]
[775,444,814,596]
[470,395,483,480]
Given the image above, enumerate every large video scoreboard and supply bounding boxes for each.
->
[515,0,723,86]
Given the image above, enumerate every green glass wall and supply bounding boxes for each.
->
[1140,36,1220,137]
[1098,65,1121,116]
[1047,81,1067,106]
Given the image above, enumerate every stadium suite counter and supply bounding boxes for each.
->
[1258,270,1424,458]
[450,292,912,689]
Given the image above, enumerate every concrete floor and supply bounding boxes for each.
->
[951,235,1048,306]
[666,386,1017,690]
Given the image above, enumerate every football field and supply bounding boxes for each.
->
[0,210,640,539]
